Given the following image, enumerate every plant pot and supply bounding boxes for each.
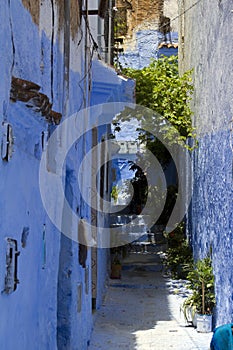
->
[181,305,193,325]
[192,312,197,328]
[196,313,212,333]
[188,308,197,327]
[110,264,121,279]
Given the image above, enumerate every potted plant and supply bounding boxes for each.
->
[181,256,215,332]
[180,293,198,327]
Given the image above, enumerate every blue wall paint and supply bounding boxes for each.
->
[119,30,178,69]
[190,131,233,325]
[178,0,233,326]
[0,3,135,350]
[0,104,60,350]
[0,3,60,348]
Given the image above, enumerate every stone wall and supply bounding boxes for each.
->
[116,0,163,39]
[115,0,178,68]
[179,0,233,326]
[115,0,178,41]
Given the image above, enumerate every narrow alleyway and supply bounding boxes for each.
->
[88,244,212,350]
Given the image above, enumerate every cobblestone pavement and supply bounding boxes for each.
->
[88,248,213,350]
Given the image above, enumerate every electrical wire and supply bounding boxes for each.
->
[76,0,204,97]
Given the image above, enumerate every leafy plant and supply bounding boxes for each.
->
[165,221,186,248]
[164,222,193,279]
[114,8,128,37]
[111,185,119,203]
[165,239,193,279]
[182,256,216,315]
[186,256,215,315]
[180,294,198,324]
[117,56,197,161]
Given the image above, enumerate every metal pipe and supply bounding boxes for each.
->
[107,0,112,65]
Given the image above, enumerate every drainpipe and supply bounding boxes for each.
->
[83,0,90,108]
[97,13,102,57]
[63,0,70,118]
[107,0,112,65]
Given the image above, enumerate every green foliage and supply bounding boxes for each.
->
[111,185,119,203]
[164,222,193,279]
[181,294,198,324]
[165,221,186,248]
[121,56,197,156]
[165,240,193,279]
[114,8,127,37]
[185,256,216,314]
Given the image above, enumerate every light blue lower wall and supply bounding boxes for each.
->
[0,103,60,350]
[190,130,233,326]
[96,248,110,310]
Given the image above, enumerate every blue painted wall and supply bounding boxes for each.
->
[190,131,233,326]
[0,1,135,350]
[119,30,178,69]
[180,0,233,327]
[0,2,61,349]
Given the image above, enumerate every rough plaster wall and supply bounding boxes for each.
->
[118,0,178,67]
[179,0,233,326]
[116,0,178,50]
[22,0,40,24]
[0,1,89,349]
[164,0,178,31]
[119,30,178,69]
[0,2,135,349]
[23,0,80,39]
[129,0,163,33]
[70,0,81,39]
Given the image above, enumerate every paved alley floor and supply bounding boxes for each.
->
[88,247,213,350]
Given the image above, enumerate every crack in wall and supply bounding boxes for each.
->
[8,0,15,77]
[50,0,55,104]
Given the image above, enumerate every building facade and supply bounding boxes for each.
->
[115,0,179,68]
[178,0,233,326]
[0,1,134,349]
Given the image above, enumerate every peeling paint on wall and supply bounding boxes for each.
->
[0,1,135,349]
[70,0,81,39]
[55,0,81,39]
[22,0,81,38]
[11,76,62,124]
[22,0,40,25]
